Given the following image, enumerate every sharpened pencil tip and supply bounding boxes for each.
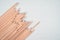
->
[29,21,40,32]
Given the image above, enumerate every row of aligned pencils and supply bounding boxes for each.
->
[0,3,40,40]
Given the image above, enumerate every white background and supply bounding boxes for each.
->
[0,0,60,40]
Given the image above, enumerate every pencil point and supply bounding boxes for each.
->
[30,21,40,30]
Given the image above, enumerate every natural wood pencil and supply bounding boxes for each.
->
[1,13,25,40]
[1,23,18,40]
[2,22,23,40]
[8,22,31,40]
[16,28,33,40]
[0,3,18,28]
[0,11,18,39]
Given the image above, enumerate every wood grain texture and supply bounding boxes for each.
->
[0,3,39,40]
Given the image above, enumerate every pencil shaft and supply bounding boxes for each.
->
[8,22,31,40]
